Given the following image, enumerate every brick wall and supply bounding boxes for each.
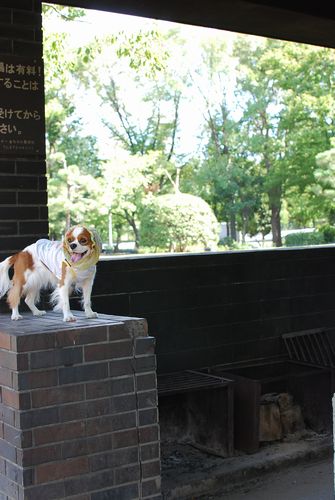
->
[0,0,48,261]
[90,246,335,373]
[0,311,161,499]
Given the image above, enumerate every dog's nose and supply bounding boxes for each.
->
[70,243,77,250]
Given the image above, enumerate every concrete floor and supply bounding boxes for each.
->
[161,433,333,499]
[208,457,334,500]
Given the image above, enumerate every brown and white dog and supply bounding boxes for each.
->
[0,225,101,322]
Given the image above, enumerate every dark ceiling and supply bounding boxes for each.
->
[52,0,335,48]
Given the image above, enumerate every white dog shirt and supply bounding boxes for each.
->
[34,239,64,280]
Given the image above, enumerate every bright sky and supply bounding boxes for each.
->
[43,5,240,160]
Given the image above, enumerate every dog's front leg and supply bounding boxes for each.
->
[82,270,98,319]
[59,283,76,322]
[58,267,76,322]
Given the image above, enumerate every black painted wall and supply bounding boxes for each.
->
[0,1,48,261]
[89,246,335,373]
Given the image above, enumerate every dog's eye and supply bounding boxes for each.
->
[79,238,87,245]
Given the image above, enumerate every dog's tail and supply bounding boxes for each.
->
[0,257,13,299]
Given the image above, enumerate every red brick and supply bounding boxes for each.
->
[139,425,159,444]
[55,326,108,347]
[140,442,160,462]
[0,366,12,388]
[85,341,132,362]
[0,438,16,462]
[61,437,88,459]
[112,428,138,449]
[58,401,87,423]
[135,354,156,373]
[142,477,161,498]
[16,369,58,390]
[114,463,140,485]
[0,402,16,427]
[30,347,82,369]
[139,408,158,427]
[89,447,138,472]
[2,387,30,410]
[85,411,136,437]
[31,384,85,408]
[15,333,55,353]
[5,461,33,487]
[19,406,59,430]
[107,323,130,341]
[137,389,158,409]
[136,372,157,391]
[0,467,19,497]
[34,420,86,446]
[21,444,62,467]
[141,460,161,479]
[3,425,32,448]
[0,350,28,370]
[90,484,139,500]
[23,482,65,500]
[109,358,134,376]
[111,394,137,414]
[35,457,89,484]
[59,363,108,385]
[0,332,11,350]
[86,376,134,400]
[135,337,155,355]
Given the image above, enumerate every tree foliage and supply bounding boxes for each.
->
[140,193,219,252]
[43,6,335,250]
[313,139,335,224]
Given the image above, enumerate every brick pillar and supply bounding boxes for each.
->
[0,312,161,499]
[0,0,48,262]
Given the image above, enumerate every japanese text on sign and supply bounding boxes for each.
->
[0,56,45,156]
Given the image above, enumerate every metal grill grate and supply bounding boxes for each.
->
[157,369,232,396]
[282,328,335,368]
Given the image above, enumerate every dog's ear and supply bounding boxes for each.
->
[89,228,102,253]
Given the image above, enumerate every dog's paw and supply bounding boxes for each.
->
[33,310,46,316]
[63,314,76,322]
[11,314,23,321]
[85,311,98,319]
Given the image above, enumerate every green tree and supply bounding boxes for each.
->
[274,44,335,227]
[313,139,335,224]
[43,6,102,235]
[140,193,219,252]
[189,38,265,241]
[48,153,104,239]
[234,38,287,246]
[76,28,188,184]
[74,27,194,243]
[102,151,167,248]
[234,37,335,245]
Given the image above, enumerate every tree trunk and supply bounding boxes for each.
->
[271,203,282,247]
[128,220,139,250]
[108,212,113,248]
[124,210,140,250]
[230,214,237,241]
[268,186,282,247]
